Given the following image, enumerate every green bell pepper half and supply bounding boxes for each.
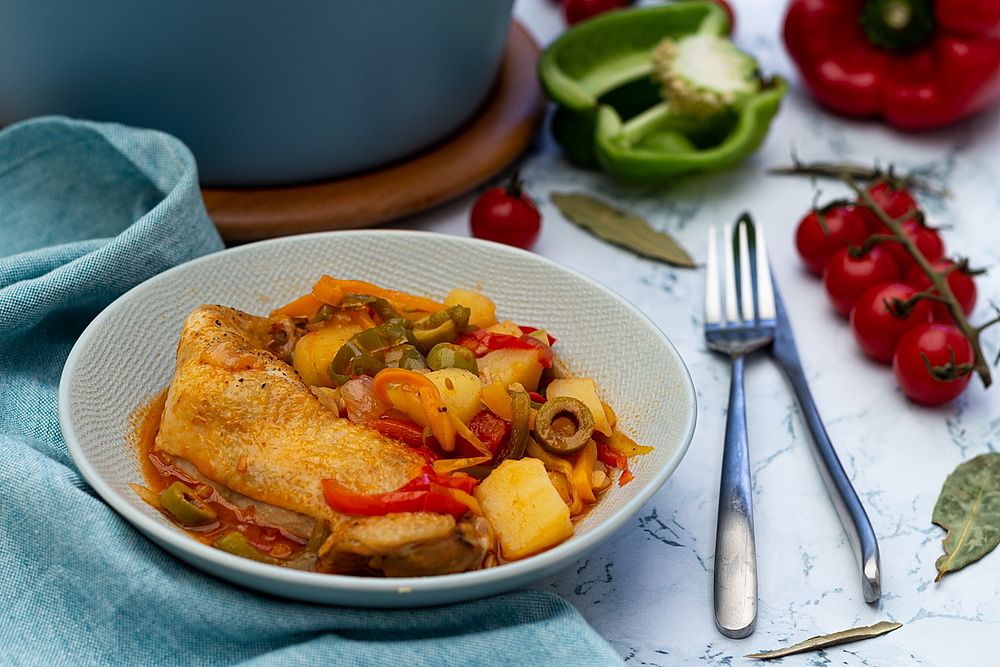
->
[538,2,786,183]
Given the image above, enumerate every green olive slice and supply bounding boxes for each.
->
[534,396,595,455]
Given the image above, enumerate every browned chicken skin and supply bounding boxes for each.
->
[155,304,488,576]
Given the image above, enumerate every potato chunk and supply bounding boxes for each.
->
[426,368,483,425]
[477,348,543,391]
[475,458,573,560]
[292,323,364,387]
[445,289,497,329]
[485,320,523,337]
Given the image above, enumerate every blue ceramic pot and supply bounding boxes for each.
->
[0,0,515,185]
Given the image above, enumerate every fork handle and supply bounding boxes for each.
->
[714,354,757,639]
[779,359,881,603]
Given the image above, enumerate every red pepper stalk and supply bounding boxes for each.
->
[783,0,1000,129]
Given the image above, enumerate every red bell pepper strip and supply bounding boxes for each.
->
[401,467,478,495]
[455,330,554,368]
[372,417,440,461]
[527,391,547,404]
[783,0,1000,130]
[518,326,557,346]
[596,440,635,486]
[321,466,475,517]
[321,482,469,517]
[469,410,510,456]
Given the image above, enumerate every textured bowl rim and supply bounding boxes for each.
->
[59,229,697,602]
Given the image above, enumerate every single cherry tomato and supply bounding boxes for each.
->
[892,323,974,406]
[861,180,920,232]
[849,283,933,363]
[794,202,871,276]
[905,260,978,322]
[823,246,902,317]
[881,219,945,274]
[470,173,541,250]
[563,0,630,25]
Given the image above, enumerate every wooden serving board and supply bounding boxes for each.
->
[203,21,545,243]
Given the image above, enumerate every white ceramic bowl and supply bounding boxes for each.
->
[59,230,696,607]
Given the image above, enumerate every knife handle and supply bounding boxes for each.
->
[714,354,757,638]
[782,359,881,603]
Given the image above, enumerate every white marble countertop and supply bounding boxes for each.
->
[401,1,1000,664]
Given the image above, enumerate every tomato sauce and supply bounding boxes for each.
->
[130,392,307,559]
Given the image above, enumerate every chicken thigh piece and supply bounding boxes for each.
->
[155,304,488,576]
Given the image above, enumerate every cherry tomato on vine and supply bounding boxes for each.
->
[862,180,920,232]
[794,203,871,276]
[470,174,541,250]
[563,0,630,25]
[881,219,945,273]
[906,260,978,323]
[823,246,901,317]
[892,323,974,406]
[849,283,933,364]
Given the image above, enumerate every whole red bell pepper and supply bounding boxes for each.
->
[783,0,1000,129]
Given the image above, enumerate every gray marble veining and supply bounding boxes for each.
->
[400,1,1000,664]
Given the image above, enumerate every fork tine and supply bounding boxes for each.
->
[722,223,739,323]
[705,225,722,324]
[737,220,754,322]
[754,222,776,321]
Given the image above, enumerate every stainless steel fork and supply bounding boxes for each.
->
[704,214,776,639]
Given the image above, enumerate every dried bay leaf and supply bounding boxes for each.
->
[932,452,1000,582]
[745,621,902,660]
[551,192,696,268]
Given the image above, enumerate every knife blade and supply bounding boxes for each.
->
[770,276,882,603]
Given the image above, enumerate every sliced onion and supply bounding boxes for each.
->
[340,376,388,423]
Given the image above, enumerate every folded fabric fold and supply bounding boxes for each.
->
[0,116,621,666]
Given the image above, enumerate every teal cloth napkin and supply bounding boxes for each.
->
[0,117,622,666]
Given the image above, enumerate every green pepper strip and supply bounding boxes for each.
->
[159,482,217,526]
[311,304,335,324]
[339,294,401,322]
[458,389,530,480]
[505,390,531,460]
[304,519,329,554]
[383,344,428,372]
[411,305,471,353]
[329,319,412,384]
[534,396,595,455]
[213,531,279,564]
[426,343,478,373]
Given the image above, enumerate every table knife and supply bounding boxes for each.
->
[770,278,882,603]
